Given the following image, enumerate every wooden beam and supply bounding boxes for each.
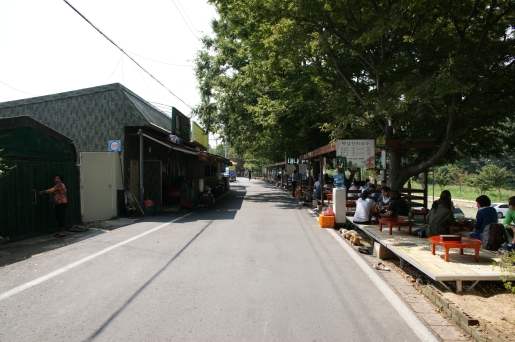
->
[299,142,337,160]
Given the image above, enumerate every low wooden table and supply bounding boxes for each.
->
[428,236,482,262]
[378,217,414,235]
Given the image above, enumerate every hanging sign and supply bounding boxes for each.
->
[336,139,375,168]
[171,107,191,141]
[192,122,208,148]
[108,140,122,152]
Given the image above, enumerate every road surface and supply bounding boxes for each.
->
[0,178,438,341]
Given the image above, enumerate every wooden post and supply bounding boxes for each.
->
[319,155,324,207]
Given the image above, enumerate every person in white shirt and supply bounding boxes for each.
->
[354,191,376,223]
[348,181,359,200]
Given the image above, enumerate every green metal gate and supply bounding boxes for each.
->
[0,161,81,240]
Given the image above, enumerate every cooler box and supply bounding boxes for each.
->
[319,214,335,228]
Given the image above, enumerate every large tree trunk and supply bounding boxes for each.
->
[388,148,409,190]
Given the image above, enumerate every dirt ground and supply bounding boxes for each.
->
[383,258,515,337]
[423,199,515,336]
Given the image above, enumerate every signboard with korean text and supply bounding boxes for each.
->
[336,139,375,168]
[192,121,208,148]
[171,107,191,141]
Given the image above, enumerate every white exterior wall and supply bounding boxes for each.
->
[80,152,123,221]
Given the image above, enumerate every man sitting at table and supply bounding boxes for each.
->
[379,190,409,218]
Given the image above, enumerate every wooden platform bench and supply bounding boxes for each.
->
[349,218,515,293]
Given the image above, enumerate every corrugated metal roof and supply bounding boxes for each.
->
[123,90,171,133]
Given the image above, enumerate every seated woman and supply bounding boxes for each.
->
[502,196,515,244]
[432,190,454,209]
[426,196,455,237]
[376,186,391,209]
[379,190,409,218]
[466,195,498,241]
[354,191,376,224]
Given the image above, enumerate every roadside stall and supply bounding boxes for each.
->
[263,161,286,187]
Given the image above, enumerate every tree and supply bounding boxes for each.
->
[466,172,493,195]
[480,164,510,200]
[447,165,468,194]
[431,166,451,191]
[197,0,515,189]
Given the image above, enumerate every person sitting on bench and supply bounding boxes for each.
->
[379,190,409,218]
[354,191,376,224]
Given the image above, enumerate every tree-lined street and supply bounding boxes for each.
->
[0,179,440,341]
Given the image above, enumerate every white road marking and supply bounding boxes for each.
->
[0,212,194,302]
[325,228,438,342]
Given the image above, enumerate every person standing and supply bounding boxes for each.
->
[248,169,252,180]
[291,169,298,197]
[39,174,68,238]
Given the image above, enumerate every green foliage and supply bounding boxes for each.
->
[466,173,491,195]
[480,164,510,200]
[0,149,16,178]
[430,167,451,190]
[498,251,515,294]
[465,164,510,197]
[198,0,515,189]
[447,165,468,194]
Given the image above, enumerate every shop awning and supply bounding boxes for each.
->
[142,133,198,155]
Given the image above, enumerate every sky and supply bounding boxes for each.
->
[0,0,217,136]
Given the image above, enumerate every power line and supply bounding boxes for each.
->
[0,80,37,96]
[135,63,159,103]
[125,50,192,67]
[176,0,200,35]
[171,0,200,41]
[102,53,123,84]
[63,0,192,110]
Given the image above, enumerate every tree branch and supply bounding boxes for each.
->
[326,48,365,105]
[474,0,497,57]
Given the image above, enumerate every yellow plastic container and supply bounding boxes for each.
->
[318,214,335,228]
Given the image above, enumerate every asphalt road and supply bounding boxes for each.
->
[0,178,439,341]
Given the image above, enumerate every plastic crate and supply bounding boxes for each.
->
[144,205,157,216]
[318,214,334,228]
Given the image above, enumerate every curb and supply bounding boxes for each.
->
[420,285,515,342]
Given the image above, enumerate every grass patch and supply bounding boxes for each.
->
[412,183,512,203]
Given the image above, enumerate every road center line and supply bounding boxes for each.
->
[325,227,438,342]
[0,212,194,302]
